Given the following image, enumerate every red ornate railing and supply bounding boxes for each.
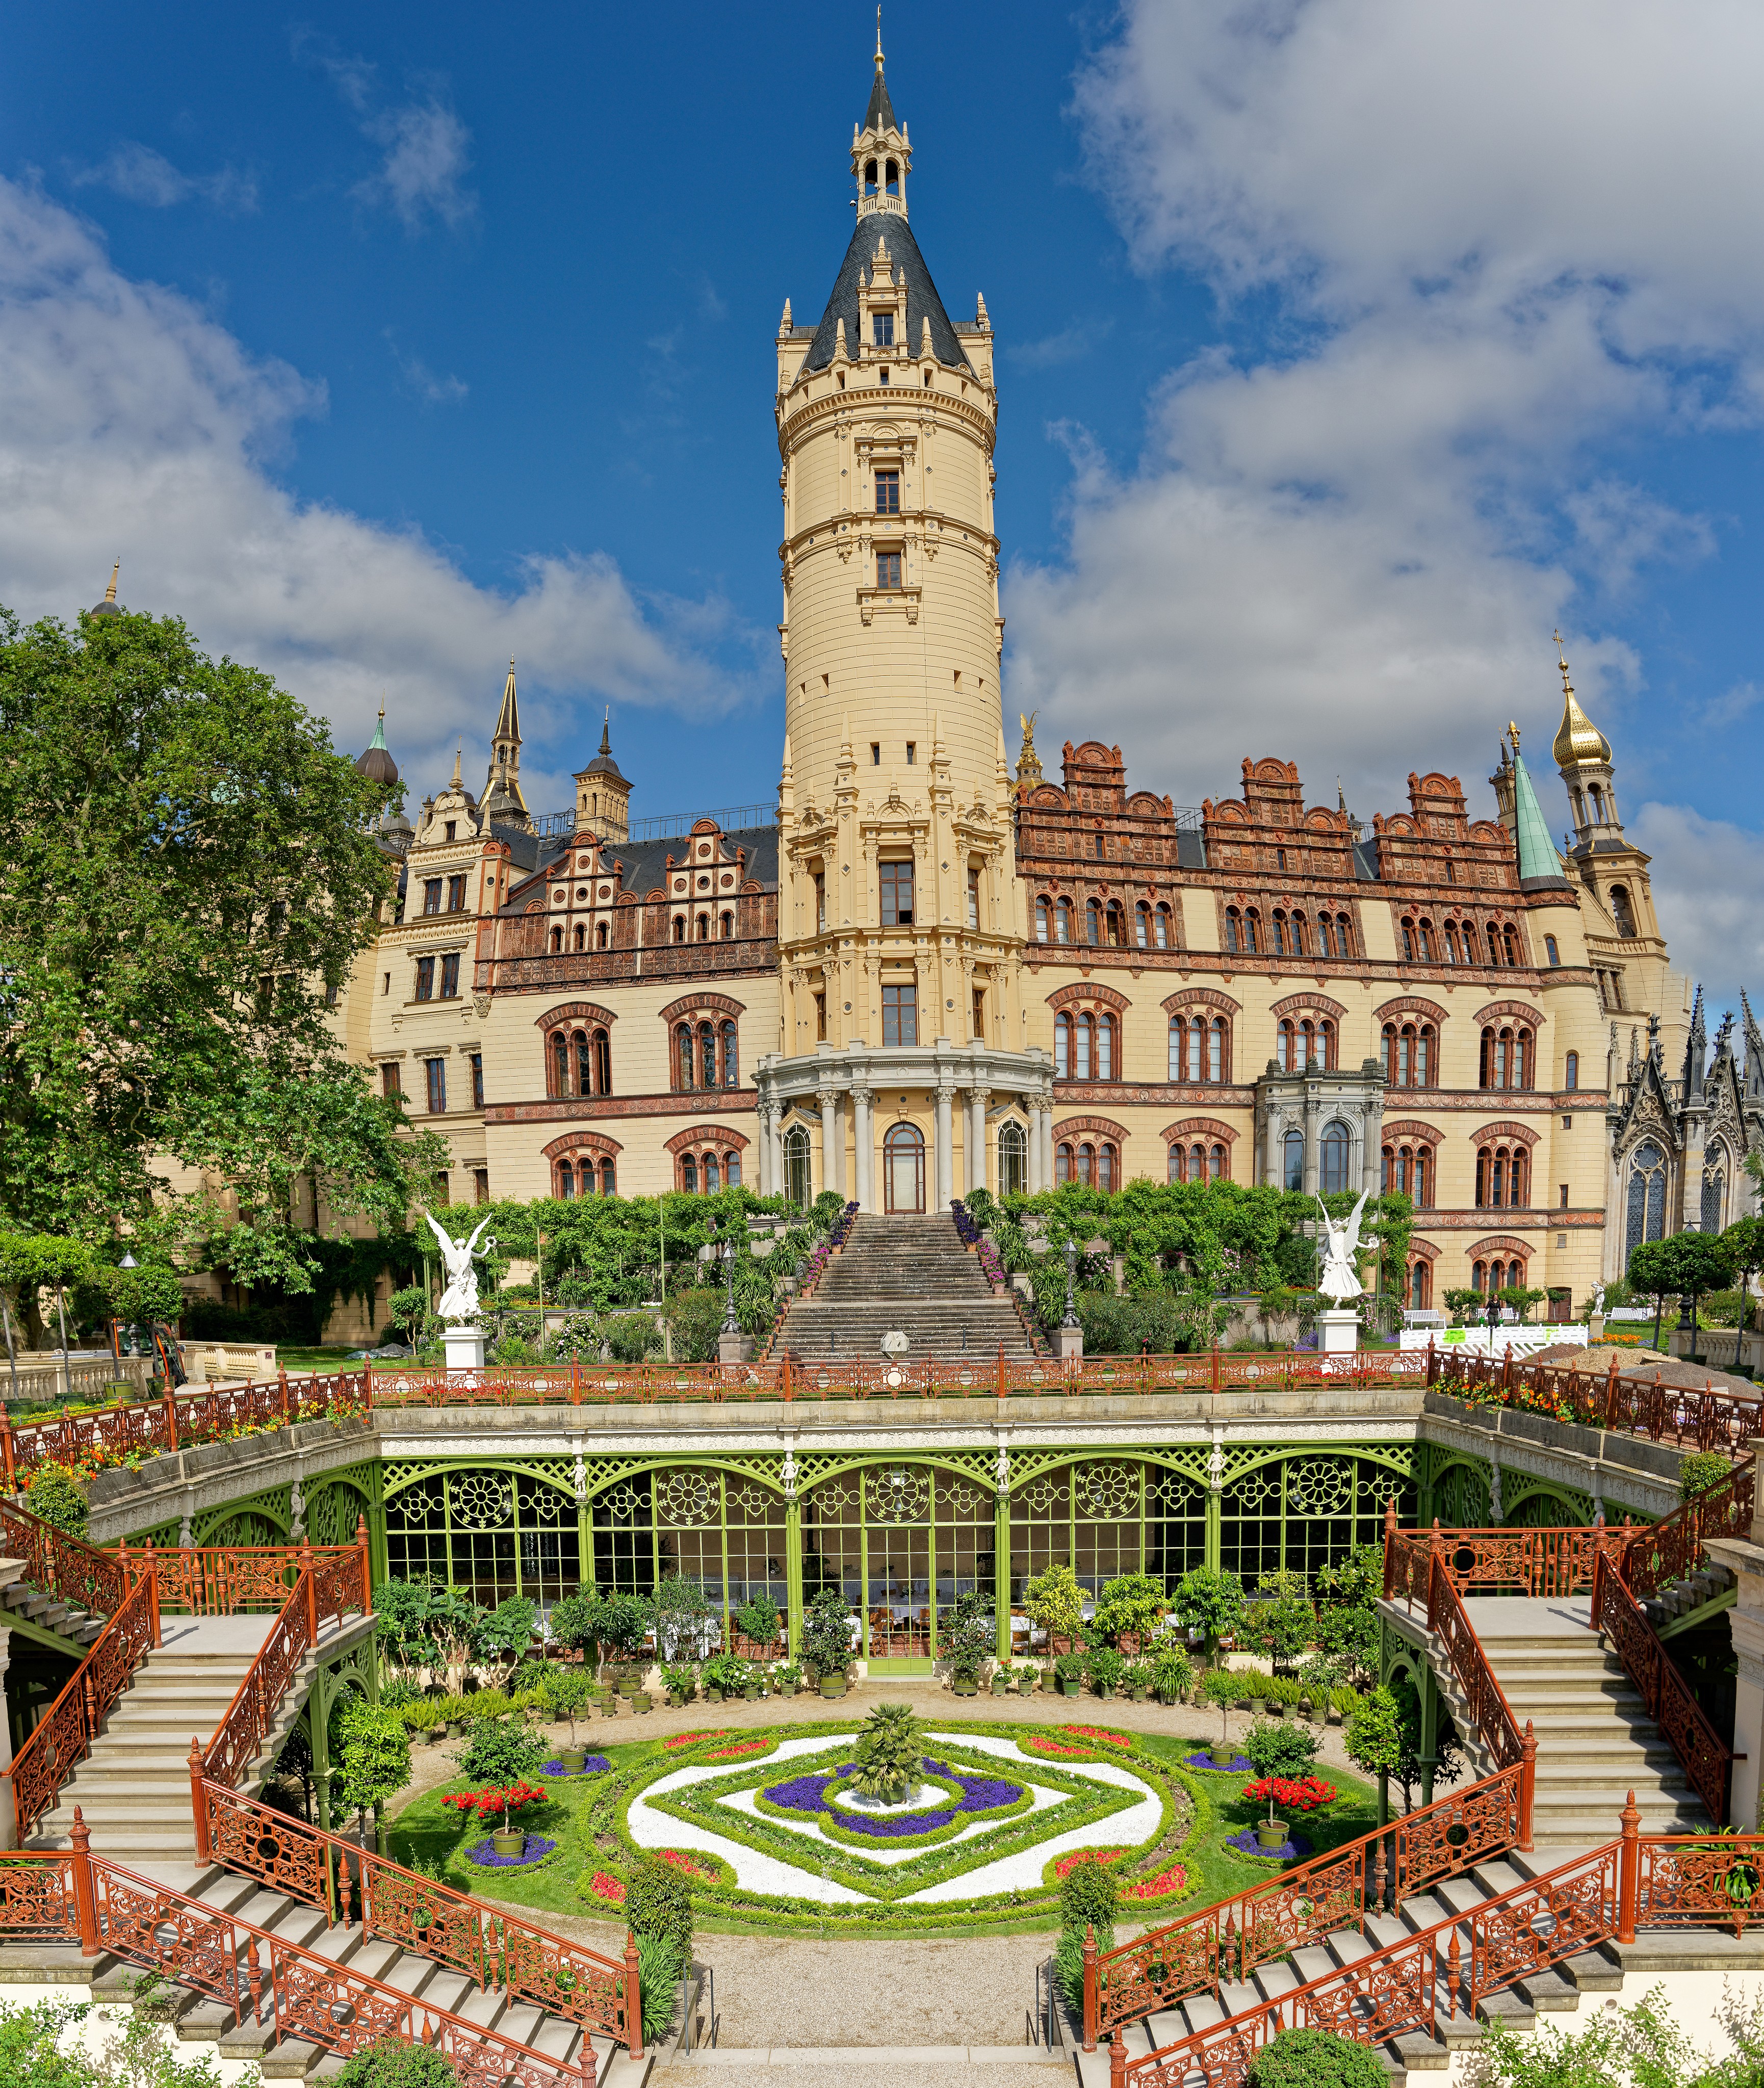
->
[0,1497,129,1622]
[1592,1546,1732,1823]
[0,1368,371,1492]
[1112,1802,1764,2086]
[0,1814,604,2087]
[1431,1343,1763,1451]
[10,1575,159,1841]
[1383,1525,1534,1790]
[200,1527,373,1793]
[1621,1455,1755,1601]
[1088,1765,1523,2044]
[1388,1517,1626,1601]
[194,1778,637,2052]
[123,1541,353,1618]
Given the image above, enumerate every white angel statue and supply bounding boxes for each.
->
[1313,1190,1370,1305]
[424,1210,492,1324]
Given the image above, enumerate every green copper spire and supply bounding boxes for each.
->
[1507,725,1559,882]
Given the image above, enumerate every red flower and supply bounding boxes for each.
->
[663,1730,731,1751]
[1059,1726,1131,1751]
[444,1781,548,1830]
[1125,1864,1188,1900]
[1241,1774,1337,1814]
[706,1740,769,1760]
[1053,1849,1124,1878]
[590,1871,627,1903]
[660,1849,717,1880]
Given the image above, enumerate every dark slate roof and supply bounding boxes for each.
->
[1353,840,1380,880]
[802,215,972,376]
[865,64,897,134]
[1175,830,1207,871]
[488,821,542,872]
[502,822,779,911]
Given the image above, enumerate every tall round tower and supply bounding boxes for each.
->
[756,33,1048,1213]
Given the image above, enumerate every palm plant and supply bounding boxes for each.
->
[852,1701,924,1805]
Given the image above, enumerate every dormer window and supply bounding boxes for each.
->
[873,313,894,347]
[444,821,456,842]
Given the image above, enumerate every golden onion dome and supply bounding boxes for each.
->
[1550,636,1611,767]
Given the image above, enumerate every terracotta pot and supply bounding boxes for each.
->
[491,1830,526,1858]
[1255,1818,1289,1853]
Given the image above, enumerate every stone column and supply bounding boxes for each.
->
[1037,1096,1055,1189]
[1303,1091,1320,1197]
[851,1084,875,1212]
[819,1086,844,1201]
[935,1082,955,1211]
[993,1449,1013,1661]
[967,1088,989,1195]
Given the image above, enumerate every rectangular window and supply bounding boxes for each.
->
[870,742,881,764]
[881,982,917,1047]
[414,956,435,1001]
[873,312,894,347]
[426,1058,447,1114]
[380,1062,401,1099]
[1560,1184,1570,1209]
[877,550,902,590]
[879,860,914,925]
[382,972,391,995]
[904,741,915,764]
[972,988,985,1037]
[439,952,460,998]
[471,1053,484,1109]
[814,871,826,931]
[423,879,443,915]
[814,991,827,1041]
[967,866,980,929]
[447,874,468,912]
[875,469,900,514]
[474,1168,490,1206]
[434,1170,449,1204]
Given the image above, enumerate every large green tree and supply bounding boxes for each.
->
[0,602,444,1290]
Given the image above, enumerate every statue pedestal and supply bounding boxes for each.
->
[1315,1308,1361,1355]
[1052,1324,1084,1363]
[443,1325,486,1373]
[716,1329,753,1365]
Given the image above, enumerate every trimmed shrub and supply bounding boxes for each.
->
[1242,1719,1322,1781]
[1057,1852,1119,1935]
[1679,1450,1732,1505]
[627,1852,694,1955]
[1247,2027,1385,2088]
[335,2041,458,2088]
[23,1465,87,1535]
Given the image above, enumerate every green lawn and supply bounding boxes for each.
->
[386,1720,1380,1940]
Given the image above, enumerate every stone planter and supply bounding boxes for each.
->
[1255,1818,1289,1854]
[820,1676,847,1699]
[491,1830,526,1858]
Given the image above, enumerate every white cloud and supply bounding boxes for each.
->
[70,143,257,216]
[355,95,474,233]
[0,176,758,797]
[384,331,467,407]
[1630,802,1764,1014]
[1004,0,1764,817]
[1009,318,1109,371]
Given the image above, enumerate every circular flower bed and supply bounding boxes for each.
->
[1183,1750,1252,1774]
[541,1756,611,1778]
[757,1758,1029,1848]
[466,1833,558,1870]
[1224,1826,1312,1863]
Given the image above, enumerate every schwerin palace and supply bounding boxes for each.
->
[328,44,1763,1338]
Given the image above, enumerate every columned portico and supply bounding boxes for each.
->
[757,1042,1048,1213]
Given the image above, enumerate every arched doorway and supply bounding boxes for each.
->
[884,1123,926,1213]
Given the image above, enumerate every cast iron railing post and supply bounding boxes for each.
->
[1518,1721,1537,1853]
[1082,1923,1098,2051]
[190,1738,211,1865]
[70,1808,99,1957]
[1617,1789,1640,1943]
[356,1514,372,1613]
[625,1929,644,2060]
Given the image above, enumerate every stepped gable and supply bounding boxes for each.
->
[771,1212,1042,1360]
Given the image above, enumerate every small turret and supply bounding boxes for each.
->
[574,710,632,844]
[481,660,532,830]
[88,562,122,620]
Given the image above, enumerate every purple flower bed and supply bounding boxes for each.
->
[465,1834,558,1869]
[541,1756,610,1777]
[1224,1826,1312,1862]
[1184,1751,1253,1774]
[761,1758,1024,1839]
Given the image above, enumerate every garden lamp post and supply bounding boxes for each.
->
[1061,1239,1080,1330]
[116,1250,137,1366]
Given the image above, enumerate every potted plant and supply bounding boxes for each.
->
[443,1778,547,1859]
[1204,1669,1239,1767]
[741,1669,762,1702]
[630,1687,653,1713]
[660,1661,698,1709]
[1151,1646,1192,1707]
[853,1702,924,1803]
[1124,1661,1153,1703]
[802,1590,853,1699]
[1053,1652,1086,1699]
[702,1652,747,1703]
[942,1591,993,1701]
[990,1667,1010,1697]
[1242,1717,1326,1852]
[776,1661,803,1698]
[734,1591,783,1655]
[541,1667,594,1771]
[1087,1647,1126,1700]
[1016,1662,1040,1696]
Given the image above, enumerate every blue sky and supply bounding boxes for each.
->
[3,1,1762,1003]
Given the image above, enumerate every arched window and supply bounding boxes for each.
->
[672,915,686,944]
[1075,1014,1093,1080]
[682,1154,698,1192]
[1401,918,1416,961]
[720,910,734,939]
[1589,785,1604,823]
[1154,903,1171,948]
[552,1033,568,1097]
[1475,1143,1528,1208]
[1624,1144,1667,1261]
[1409,1260,1431,1309]
[1225,907,1242,952]
[1055,1141,1074,1186]
[1097,1013,1115,1081]
[1486,924,1501,967]
[699,1023,717,1089]
[721,1021,738,1087]
[703,1153,720,1192]
[1077,1141,1096,1187]
[1611,885,1637,937]
[1055,1013,1071,1079]
[575,1029,593,1097]
[1273,910,1290,956]
[1209,1143,1226,1181]
[696,914,710,942]
[1098,1142,1118,1192]
[1334,914,1354,957]
[1564,1050,1578,1090]
[998,1121,1027,1195]
[676,1023,695,1090]
[1209,1016,1226,1082]
[1290,912,1308,956]
[724,1153,740,1189]
[1056,899,1073,944]
[558,1161,575,1198]
[593,1027,612,1096]
[1106,902,1125,947]
[1444,923,1461,965]
[1135,903,1150,948]
[1703,1157,1727,1235]
[1168,1140,1183,1184]
[1502,925,1518,966]
[1035,898,1050,943]
[1320,1119,1352,1195]
[599,1158,616,1195]
[1417,920,1434,961]
[1086,900,1102,946]
[1383,1022,1434,1088]
[784,1125,813,1209]
[1479,1026,1533,1090]
[1277,1018,1295,1072]
[1243,909,1260,953]
[1283,1128,1305,1191]
[596,921,609,949]
[550,927,563,953]
[572,924,585,952]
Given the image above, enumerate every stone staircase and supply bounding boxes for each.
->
[1641,1556,1736,1636]
[0,1573,106,1656]
[771,1214,1041,1361]
[1417,1597,1706,1845]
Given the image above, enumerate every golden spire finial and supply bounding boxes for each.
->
[1507,720,1521,754]
[875,3,884,67]
[1549,630,1612,767]
[1554,628,1575,697]
[103,561,119,605]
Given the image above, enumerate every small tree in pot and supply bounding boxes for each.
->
[802,1589,853,1696]
[540,1667,595,1768]
[1242,1718,1323,1851]
[941,1590,994,1697]
[853,1702,924,1804]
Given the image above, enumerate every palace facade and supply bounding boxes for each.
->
[331,42,1756,1322]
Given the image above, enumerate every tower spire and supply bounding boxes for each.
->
[1551,630,1612,769]
[482,657,532,829]
[103,562,118,605]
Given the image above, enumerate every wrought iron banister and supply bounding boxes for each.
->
[1592,1545,1732,1823]
[0,1812,610,2085]
[1088,1763,1523,2044]
[1621,1453,1755,1600]
[0,1496,129,1621]
[9,1574,159,1841]
[194,1777,636,2051]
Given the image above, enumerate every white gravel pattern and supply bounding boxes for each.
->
[627,1727,1153,1902]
